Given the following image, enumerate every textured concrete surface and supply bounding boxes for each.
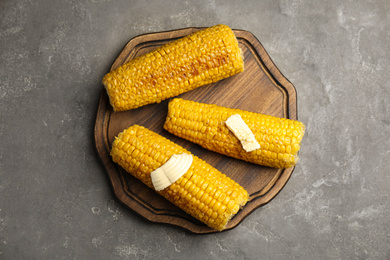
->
[1,0,389,259]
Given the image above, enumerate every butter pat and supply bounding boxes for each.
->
[151,153,193,191]
[225,114,260,152]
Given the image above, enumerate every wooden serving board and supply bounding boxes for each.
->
[94,27,298,233]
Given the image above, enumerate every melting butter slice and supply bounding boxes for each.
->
[225,114,260,152]
[151,153,193,191]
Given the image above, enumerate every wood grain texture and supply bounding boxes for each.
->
[94,27,298,233]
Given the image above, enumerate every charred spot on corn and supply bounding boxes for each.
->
[164,98,305,169]
[110,125,249,231]
[102,24,244,111]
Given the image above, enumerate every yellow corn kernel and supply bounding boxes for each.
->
[164,98,305,169]
[110,125,248,231]
[103,24,244,111]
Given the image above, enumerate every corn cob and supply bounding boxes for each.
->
[102,24,244,111]
[110,125,248,231]
[164,98,305,169]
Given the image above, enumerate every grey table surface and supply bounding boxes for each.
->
[1,0,389,259]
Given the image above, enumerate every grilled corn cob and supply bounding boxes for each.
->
[102,24,244,111]
[110,125,248,231]
[164,98,305,169]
